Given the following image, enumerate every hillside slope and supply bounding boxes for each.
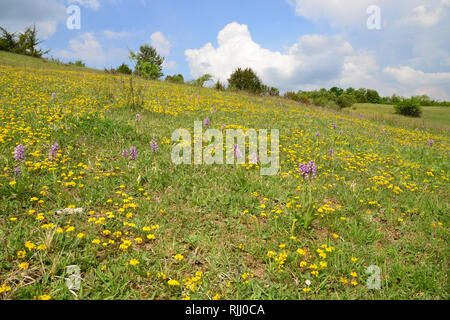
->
[0,53,448,300]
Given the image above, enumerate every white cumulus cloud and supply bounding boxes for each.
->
[408,5,445,27]
[383,66,450,86]
[0,0,66,38]
[150,31,172,57]
[104,30,129,39]
[55,32,128,68]
[185,22,379,92]
[163,60,178,70]
[68,0,101,11]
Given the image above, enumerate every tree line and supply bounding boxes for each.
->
[111,43,449,116]
[283,87,449,108]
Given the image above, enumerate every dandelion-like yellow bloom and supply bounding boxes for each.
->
[174,254,184,261]
[167,279,180,286]
[19,262,29,270]
[129,259,139,266]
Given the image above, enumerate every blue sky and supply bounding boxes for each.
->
[1,0,449,100]
[44,0,320,78]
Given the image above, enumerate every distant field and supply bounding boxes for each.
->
[0,53,448,300]
[348,103,450,131]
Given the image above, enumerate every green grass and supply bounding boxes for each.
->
[347,103,450,131]
[0,52,448,300]
[0,50,101,74]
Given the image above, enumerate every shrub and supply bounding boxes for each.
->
[268,87,279,96]
[327,100,340,110]
[337,93,356,109]
[165,74,184,83]
[190,74,213,87]
[69,60,85,67]
[104,67,117,74]
[394,98,422,117]
[284,91,299,101]
[227,67,263,94]
[117,63,132,75]
[48,56,64,64]
[313,96,328,107]
[214,80,226,91]
[297,94,311,105]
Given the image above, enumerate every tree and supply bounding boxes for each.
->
[355,88,367,103]
[0,25,48,57]
[227,67,263,94]
[129,45,164,79]
[337,93,356,109]
[345,87,356,95]
[415,94,431,106]
[391,94,401,104]
[365,89,381,104]
[329,86,344,97]
[16,25,48,57]
[117,63,132,75]
[0,27,18,52]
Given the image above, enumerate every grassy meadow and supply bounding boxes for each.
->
[348,103,450,131]
[0,51,448,300]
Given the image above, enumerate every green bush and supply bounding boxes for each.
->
[313,96,328,107]
[227,67,263,94]
[337,93,356,109]
[117,63,132,75]
[190,74,213,87]
[394,98,422,117]
[68,60,85,67]
[327,100,340,110]
[297,94,310,105]
[214,80,226,91]
[284,91,299,101]
[104,67,117,74]
[268,87,279,96]
[365,89,381,103]
[165,74,184,83]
